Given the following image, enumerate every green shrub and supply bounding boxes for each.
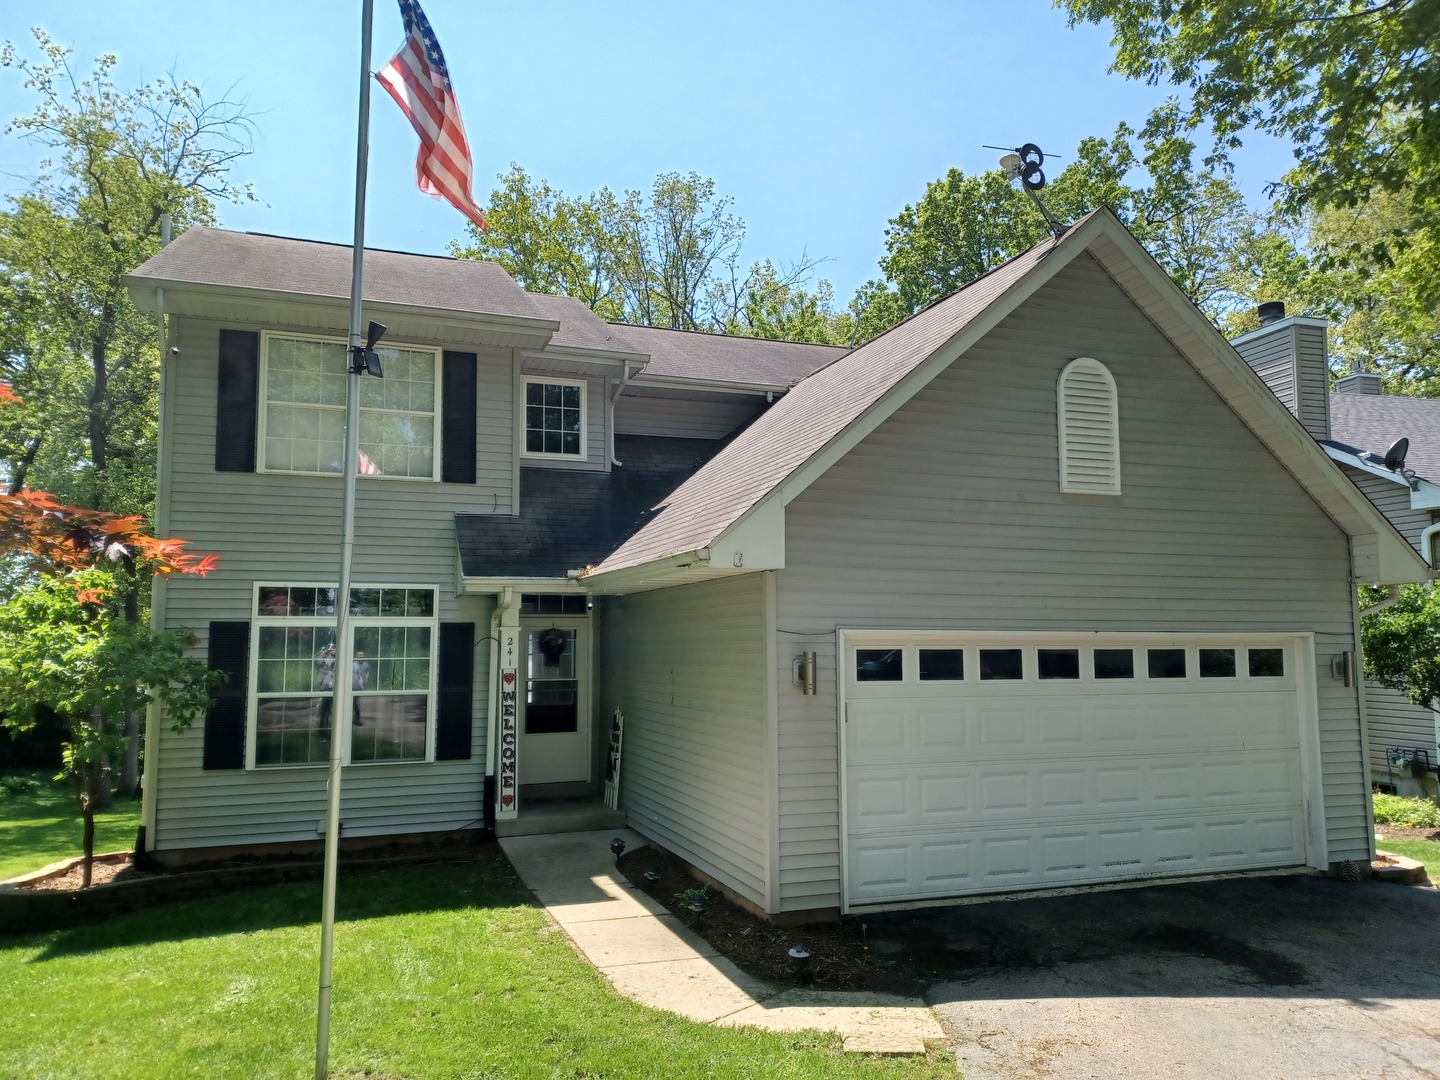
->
[0,775,42,799]
[1372,793,1440,828]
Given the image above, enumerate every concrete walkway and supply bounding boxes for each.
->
[499,828,943,1055]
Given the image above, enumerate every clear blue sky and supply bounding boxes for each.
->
[1,1,1294,302]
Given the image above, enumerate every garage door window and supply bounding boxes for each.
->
[1249,648,1285,677]
[919,649,964,680]
[856,649,903,681]
[1094,648,1134,679]
[1199,648,1237,678]
[1038,648,1080,679]
[1147,648,1186,678]
[979,649,1023,680]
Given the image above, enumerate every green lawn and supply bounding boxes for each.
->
[0,855,951,1079]
[1377,838,1440,880]
[0,771,141,881]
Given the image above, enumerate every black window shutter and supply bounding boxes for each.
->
[436,622,475,760]
[441,351,477,484]
[216,330,260,472]
[203,621,250,770]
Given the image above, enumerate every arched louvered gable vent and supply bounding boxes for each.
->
[1058,357,1120,495]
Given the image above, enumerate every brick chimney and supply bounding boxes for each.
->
[1230,302,1332,441]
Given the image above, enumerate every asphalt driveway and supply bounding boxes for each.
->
[861,873,1440,1079]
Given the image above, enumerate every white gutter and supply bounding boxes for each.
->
[609,360,634,467]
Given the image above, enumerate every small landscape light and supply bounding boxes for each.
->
[643,866,661,891]
[788,943,813,982]
[609,837,626,863]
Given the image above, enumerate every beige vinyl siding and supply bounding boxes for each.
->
[773,254,1363,913]
[1235,329,1297,417]
[598,575,770,908]
[153,316,499,851]
[1345,467,1430,553]
[614,393,765,440]
[1364,681,1439,775]
[1296,322,1332,442]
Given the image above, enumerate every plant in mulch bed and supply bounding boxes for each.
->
[1372,794,1440,829]
[618,845,918,993]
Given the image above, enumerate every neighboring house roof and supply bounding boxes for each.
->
[606,322,847,389]
[128,228,544,319]
[456,435,724,579]
[1331,394,1440,481]
[585,208,1429,586]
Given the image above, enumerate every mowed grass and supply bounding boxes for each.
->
[0,854,952,1079]
[0,771,141,881]
[1377,838,1440,880]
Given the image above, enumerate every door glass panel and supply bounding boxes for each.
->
[979,649,1023,680]
[1093,649,1134,679]
[526,629,578,734]
[1038,648,1080,679]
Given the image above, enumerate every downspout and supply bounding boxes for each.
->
[138,215,173,859]
[484,587,518,831]
[609,361,633,467]
[1420,522,1440,569]
[1359,585,1402,616]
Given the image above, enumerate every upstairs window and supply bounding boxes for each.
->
[1057,357,1120,495]
[260,332,440,478]
[523,378,586,459]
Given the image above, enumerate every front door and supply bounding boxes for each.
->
[518,619,590,786]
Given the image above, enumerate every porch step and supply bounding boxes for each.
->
[495,801,626,838]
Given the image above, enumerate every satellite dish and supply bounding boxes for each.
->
[1384,437,1409,471]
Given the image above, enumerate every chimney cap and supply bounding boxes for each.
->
[1257,302,1287,325]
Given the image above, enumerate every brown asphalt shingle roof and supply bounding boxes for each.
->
[523,293,645,355]
[128,228,546,320]
[1330,393,1440,482]
[592,224,1075,575]
[605,322,848,388]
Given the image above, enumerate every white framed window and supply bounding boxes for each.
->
[259,331,441,479]
[247,584,438,769]
[522,377,587,459]
[1057,357,1120,495]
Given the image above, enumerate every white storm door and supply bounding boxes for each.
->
[519,620,590,786]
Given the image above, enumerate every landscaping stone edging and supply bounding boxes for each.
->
[0,850,469,936]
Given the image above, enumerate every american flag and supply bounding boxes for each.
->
[357,450,382,476]
[376,0,488,231]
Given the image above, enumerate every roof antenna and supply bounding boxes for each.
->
[988,142,1067,238]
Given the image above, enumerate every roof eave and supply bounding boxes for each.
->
[124,277,561,349]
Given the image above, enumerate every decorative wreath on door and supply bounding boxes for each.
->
[539,627,569,665]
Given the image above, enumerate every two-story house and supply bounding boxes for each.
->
[125,208,1427,922]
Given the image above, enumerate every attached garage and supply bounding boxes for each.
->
[841,632,1324,910]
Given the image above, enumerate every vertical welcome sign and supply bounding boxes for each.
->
[497,627,519,820]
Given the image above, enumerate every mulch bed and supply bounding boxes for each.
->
[1375,826,1440,842]
[617,845,920,994]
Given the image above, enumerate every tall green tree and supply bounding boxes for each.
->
[854,125,1261,339]
[0,30,256,513]
[455,166,828,336]
[1060,0,1440,306]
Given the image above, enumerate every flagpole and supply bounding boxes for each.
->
[317,0,374,1076]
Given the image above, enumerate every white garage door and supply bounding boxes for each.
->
[842,633,1310,908]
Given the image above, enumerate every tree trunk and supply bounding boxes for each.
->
[81,800,95,889]
[90,706,114,812]
[6,434,43,495]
